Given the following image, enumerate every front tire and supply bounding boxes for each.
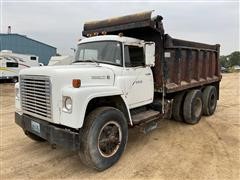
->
[79,107,128,171]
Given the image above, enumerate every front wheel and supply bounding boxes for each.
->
[79,107,128,171]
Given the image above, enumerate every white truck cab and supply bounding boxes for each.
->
[16,35,155,127]
[15,35,156,171]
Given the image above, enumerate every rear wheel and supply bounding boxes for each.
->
[202,86,217,116]
[79,107,128,171]
[183,90,203,124]
[172,93,185,121]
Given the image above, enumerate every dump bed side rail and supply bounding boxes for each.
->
[161,35,221,93]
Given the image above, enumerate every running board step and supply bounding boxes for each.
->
[132,110,160,125]
[140,120,158,134]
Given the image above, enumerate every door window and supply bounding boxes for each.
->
[124,45,145,67]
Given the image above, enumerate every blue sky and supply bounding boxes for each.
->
[1,1,239,55]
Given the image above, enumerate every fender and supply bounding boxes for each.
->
[60,86,132,129]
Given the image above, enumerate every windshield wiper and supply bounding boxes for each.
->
[73,59,98,64]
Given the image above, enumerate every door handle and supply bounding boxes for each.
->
[145,73,151,76]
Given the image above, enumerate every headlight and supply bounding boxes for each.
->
[63,96,72,112]
[65,97,72,110]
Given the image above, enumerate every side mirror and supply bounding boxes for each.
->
[145,42,155,67]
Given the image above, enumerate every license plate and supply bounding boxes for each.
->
[31,121,40,133]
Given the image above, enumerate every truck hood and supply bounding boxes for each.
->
[19,64,115,87]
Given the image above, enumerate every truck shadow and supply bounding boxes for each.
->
[16,118,202,178]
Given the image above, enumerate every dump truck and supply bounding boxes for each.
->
[15,11,221,171]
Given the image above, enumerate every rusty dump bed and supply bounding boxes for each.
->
[82,11,221,94]
[163,35,221,93]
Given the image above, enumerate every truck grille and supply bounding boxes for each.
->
[20,75,52,121]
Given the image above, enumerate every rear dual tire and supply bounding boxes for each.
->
[202,86,217,116]
[172,90,203,124]
[183,90,203,124]
[172,86,217,124]
[172,93,185,121]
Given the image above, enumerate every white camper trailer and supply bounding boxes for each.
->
[48,55,73,66]
[0,50,40,82]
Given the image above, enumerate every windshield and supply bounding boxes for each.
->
[75,41,122,66]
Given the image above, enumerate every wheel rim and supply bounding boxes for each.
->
[209,93,216,109]
[98,121,122,158]
[193,98,202,118]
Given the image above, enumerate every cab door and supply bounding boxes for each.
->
[123,45,154,109]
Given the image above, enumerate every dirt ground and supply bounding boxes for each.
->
[0,73,239,180]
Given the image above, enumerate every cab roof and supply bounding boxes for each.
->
[78,35,143,45]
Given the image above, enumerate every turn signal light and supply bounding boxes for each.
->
[72,79,81,88]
